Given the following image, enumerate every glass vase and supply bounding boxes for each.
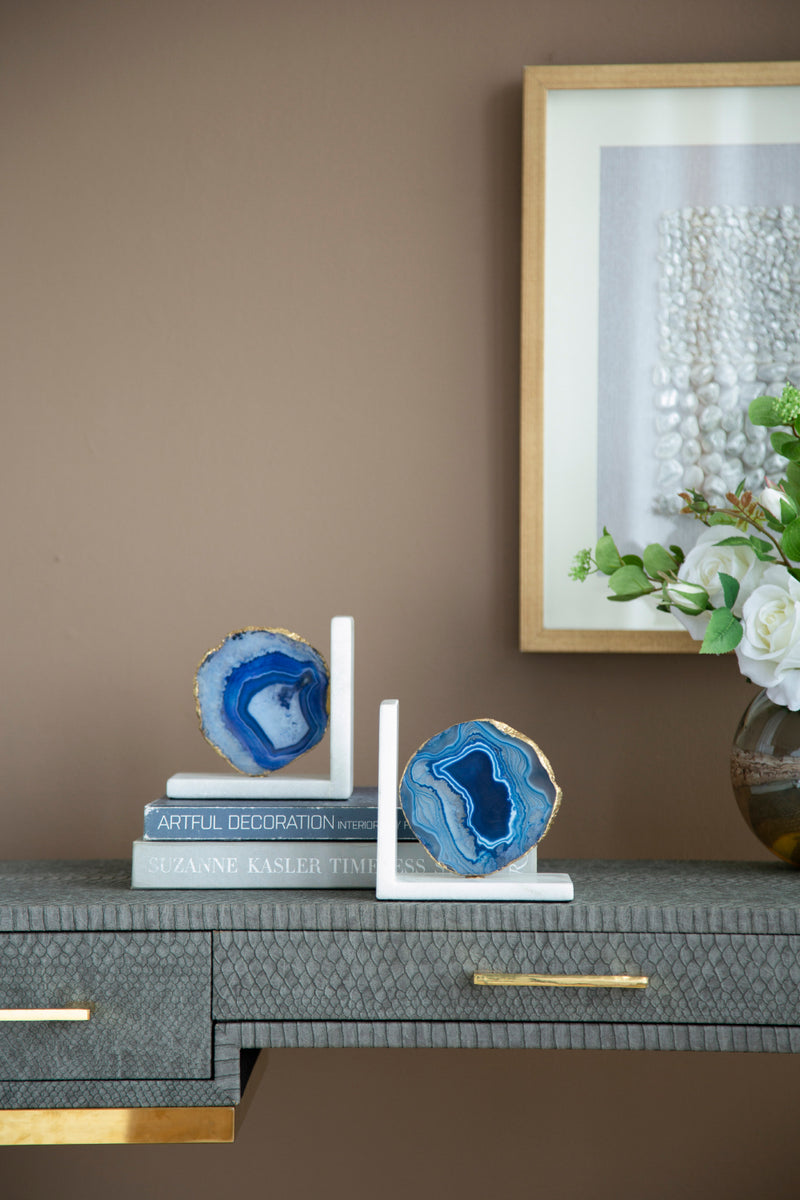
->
[731,689,800,866]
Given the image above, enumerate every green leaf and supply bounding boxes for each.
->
[621,554,644,568]
[781,497,798,525]
[595,530,623,575]
[749,395,782,426]
[669,544,686,567]
[642,543,678,578]
[750,539,779,562]
[707,512,736,526]
[607,563,654,600]
[777,437,800,462]
[770,430,797,456]
[717,571,740,611]
[699,609,743,655]
[718,535,777,562]
[783,464,800,506]
[781,517,800,562]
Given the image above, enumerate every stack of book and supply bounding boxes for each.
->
[130,788,439,888]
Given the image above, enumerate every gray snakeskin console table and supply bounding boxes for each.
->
[2,857,800,1143]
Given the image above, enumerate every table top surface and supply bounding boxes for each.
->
[0,858,799,934]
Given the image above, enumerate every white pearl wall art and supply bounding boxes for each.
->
[652,205,800,517]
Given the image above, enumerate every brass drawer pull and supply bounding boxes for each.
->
[0,1008,92,1022]
[473,972,648,989]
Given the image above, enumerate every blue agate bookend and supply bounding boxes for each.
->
[400,718,561,875]
[167,617,355,800]
[195,627,329,775]
[375,700,573,902]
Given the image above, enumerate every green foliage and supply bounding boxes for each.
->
[607,563,654,600]
[682,488,710,514]
[718,571,740,611]
[643,543,678,578]
[782,463,800,509]
[773,383,800,425]
[569,548,592,582]
[714,534,777,563]
[781,518,800,562]
[593,531,621,575]
[699,608,743,655]
[751,384,800,431]
[781,496,799,525]
[748,394,782,426]
[770,430,800,461]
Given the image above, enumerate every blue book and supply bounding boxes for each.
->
[143,787,415,842]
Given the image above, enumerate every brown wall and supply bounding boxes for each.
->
[3,1,800,1196]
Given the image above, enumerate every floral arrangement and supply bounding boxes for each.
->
[571,383,800,710]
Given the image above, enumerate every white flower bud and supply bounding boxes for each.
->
[665,581,708,615]
[759,486,786,522]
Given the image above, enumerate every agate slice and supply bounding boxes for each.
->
[399,719,561,875]
[195,628,329,774]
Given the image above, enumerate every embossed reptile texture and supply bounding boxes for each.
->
[2,859,800,1111]
[0,931,211,1081]
[0,1078,233,1108]
[232,1020,800,1053]
[2,859,800,934]
[212,929,800,1026]
[0,1026,244,1109]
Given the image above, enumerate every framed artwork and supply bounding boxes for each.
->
[520,62,800,652]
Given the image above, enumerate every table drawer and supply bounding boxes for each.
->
[213,929,800,1026]
[0,932,211,1081]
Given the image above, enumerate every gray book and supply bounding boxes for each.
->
[142,787,415,842]
[131,839,443,889]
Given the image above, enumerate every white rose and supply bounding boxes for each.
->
[679,526,768,612]
[671,526,769,641]
[736,567,800,710]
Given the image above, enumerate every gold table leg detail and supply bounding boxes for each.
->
[0,1106,235,1145]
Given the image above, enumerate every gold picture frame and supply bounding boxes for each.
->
[520,62,800,652]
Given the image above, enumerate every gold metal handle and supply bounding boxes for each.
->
[0,1008,92,1022]
[473,972,648,989]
